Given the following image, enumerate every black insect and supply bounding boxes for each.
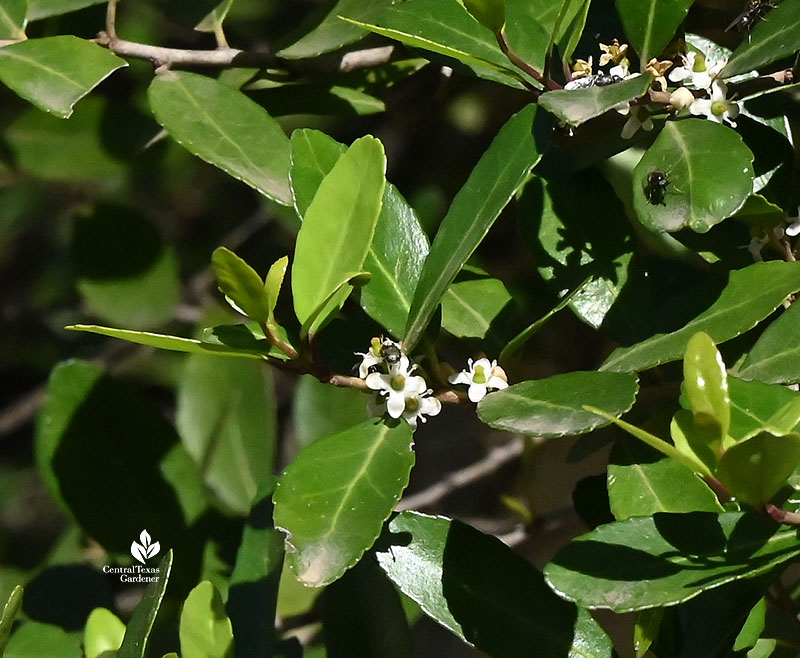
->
[564,73,622,90]
[726,0,776,33]
[379,339,402,365]
[644,171,670,206]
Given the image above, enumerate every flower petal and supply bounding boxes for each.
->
[468,383,488,403]
[386,392,406,418]
[366,372,390,391]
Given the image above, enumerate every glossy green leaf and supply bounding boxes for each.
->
[616,0,693,64]
[292,375,370,449]
[179,582,234,658]
[0,0,26,39]
[607,440,724,520]
[200,322,291,361]
[722,0,800,78]
[176,355,276,515]
[345,0,527,89]
[477,370,639,437]
[539,74,653,126]
[66,325,269,360]
[292,135,386,330]
[375,511,616,657]
[211,247,269,324]
[728,377,800,440]
[84,608,125,658]
[601,261,800,373]
[460,0,504,32]
[299,270,371,340]
[0,36,126,118]
[36,361,189,553]
[734,597,767,652]
[274,419,414,587]
[264,256,288,321]
[404,104,546,350]
[441,278,511,340]
[733,194,785,229]
[148,70,292,205]
[634,608,663,658]
[544,512,800,612]
[117,551,173,658]
[716,431,800,506]
[278,0,391,59]
[74,203,179,330]
[0,586,23,655]
[289,129,428,338]
[194,0,234,33]
[633,120,754,233]
[5,622,81,658]
[683,331,731,442]
[738,300,800,384]
[26,0,103,19]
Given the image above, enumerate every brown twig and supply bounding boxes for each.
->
[765,504,800,526]
[496,30,561,92]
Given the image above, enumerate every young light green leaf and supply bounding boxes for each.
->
[0,36,127,118]
[544,512,800,612]
[0,585,23,655]
[441,277,511,340]
[273,419,414,587]
[477,371,639,437]
[726,376,800,440]
[84,608,125,658]
[179,582,234,658]
[344,0,528,89]
[716,431,800,506]
[264,255,288,320]
[195,0,234,34]
[615,0,694,64]
[290,128,346,217]
[277,0,391,59]
[634,608,663,658]
[375,512,616,657]
[148,70,292,205]
[722,0,800,78]
[404,103,547,350]
[460,0,504,33]
[5,621,82,657]
[0,0,26,39]
[633,120,754,233]
[733,597,767,652]
[539,74,652,126]
[117,551,173,658]
[299,270,371,340]
[211,247,269,324]
[601,261,800,373]
[683,331,730,443]
[738,300,800,384]
[292,135,386,329]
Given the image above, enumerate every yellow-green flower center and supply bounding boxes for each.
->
[473,365,487,384]
[710,100,727,116]
[391,374,406,391]
[692,54,706,73]
[405,397,420,412]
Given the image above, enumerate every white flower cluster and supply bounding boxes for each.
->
[668,52,739,127]
[356,337,441,429]
[448,358,509,402]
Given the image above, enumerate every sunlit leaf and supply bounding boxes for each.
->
[539,74,652,126]
[179,582,234,658]
[0,0,26,39]
[616,0,694,64]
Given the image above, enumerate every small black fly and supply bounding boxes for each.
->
[726,0,776,33]
[379,339,402,365]
[564,74,622,90]
[644,171,670,206]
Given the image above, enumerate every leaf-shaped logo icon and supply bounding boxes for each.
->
[140,530,152,547]
[131,540,147,565]
[130,529,160,564]
[146,541,161,559]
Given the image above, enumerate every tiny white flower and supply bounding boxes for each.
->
[669,86,696,112]
[616,103,654,139]
[609,61,629,79]
[355,337,405,378]
[366,360,427,419]
[785,206,800,237]
[449,358,508,403]
[400,391,442,429]
[668,52,725,91]
[689,80,739,127]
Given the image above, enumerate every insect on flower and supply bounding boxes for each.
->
[644,171,670,206]
[726,0,776,33]
[379,338,402,365]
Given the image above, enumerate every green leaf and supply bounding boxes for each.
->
[738,300,800,384]
[35,361,189,552]
[25,0,103,20]
[200,322,291,361]
[345,0,527,89]
[716,431,800,506]
[460,0,504,33]
[0,36,126,118]
[273,419,414,587]
[734,597,767,652]
[292,375,370,449]
[634,608,663,658]
[74,203,179,330]
[728,377,800,440]
[299,270,371,340]
[683,331,731,443]
[375,511,616,657]
[194,0,234,33]
[476,370,639,437]
[66,325,269,360]
[117,551,173,658]
[539,74,653,126]
[148,70,292,205]
[722,0,800,78]
[544,512,800,612]
[607,439,724,520]
[441,278,511,340]
[615,0,694,64]
[179,582,234,658]
[84,608,125,658]
[0,586,23,655]
[5,622,81,658]
[211,247,269,324]
[277,0,391,59]
[176,355,276,515]
[0,0,26,39]
[264,256,288,321]
[290,128,346,217]
[601,261,800,373]
[291,135,386,330]
[404,104,547,350]
[248,83,385,118]
[633,120,755,233]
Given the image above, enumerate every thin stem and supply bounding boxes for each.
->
[106,0,119,40]
[260,321,299,361]
[496,30,561,92]
[765,504,800,526]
